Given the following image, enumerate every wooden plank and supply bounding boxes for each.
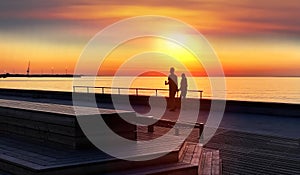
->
[182,144,196,164]
[103,162,198,175]
[203,151,212,175]
[0,145,57,163]
[0,115,79,136]
[178,141,188,162]
[198,152,206,175]
[219,159,222,175]
[190,144,202,165]
[0,99,134,117]
[0,107,76,127]
[0,123,78,143]
[212,150,220,175]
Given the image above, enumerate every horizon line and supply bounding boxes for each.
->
[2,73,300,78]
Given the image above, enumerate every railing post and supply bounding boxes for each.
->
[102,87,104,94]
[136,89,138,96]
[87,87,89,93]
[118,88,120,95]
[200,91,203,100]
[148,125,154,133]
[155,89,158,96]
[198,123,204,139]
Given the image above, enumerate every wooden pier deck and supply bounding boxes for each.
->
[138,126,300,175]
[205,129,300,175]
[0,98,208,175]
[0,132,191,175]
[0,94,299,174]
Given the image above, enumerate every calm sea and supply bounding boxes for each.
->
[0,76,299,104]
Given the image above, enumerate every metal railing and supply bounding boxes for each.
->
[73,86,203,99]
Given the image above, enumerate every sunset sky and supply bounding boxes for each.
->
[0,0,299,76]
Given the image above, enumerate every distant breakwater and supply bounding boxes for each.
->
[0,88,299,117]
[0,73,81,78]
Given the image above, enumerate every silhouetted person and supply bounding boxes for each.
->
[179,73,187,99]
[165,67,178,111]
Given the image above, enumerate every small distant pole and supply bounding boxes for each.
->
[26,61,30,76]
[51,67,54,75]
[65,66,68,75]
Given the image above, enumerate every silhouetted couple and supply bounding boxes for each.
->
[165,67,187,111]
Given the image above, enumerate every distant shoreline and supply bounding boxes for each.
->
[0,73,81,78]
[86,75,300,78]
[2,74,299,78]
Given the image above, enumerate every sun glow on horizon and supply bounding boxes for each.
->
[97,36,206,76]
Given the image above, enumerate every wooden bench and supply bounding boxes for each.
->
[0,99,137,149]
[136,115,204,138]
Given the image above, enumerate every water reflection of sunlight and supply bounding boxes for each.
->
[1,77,299,104]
